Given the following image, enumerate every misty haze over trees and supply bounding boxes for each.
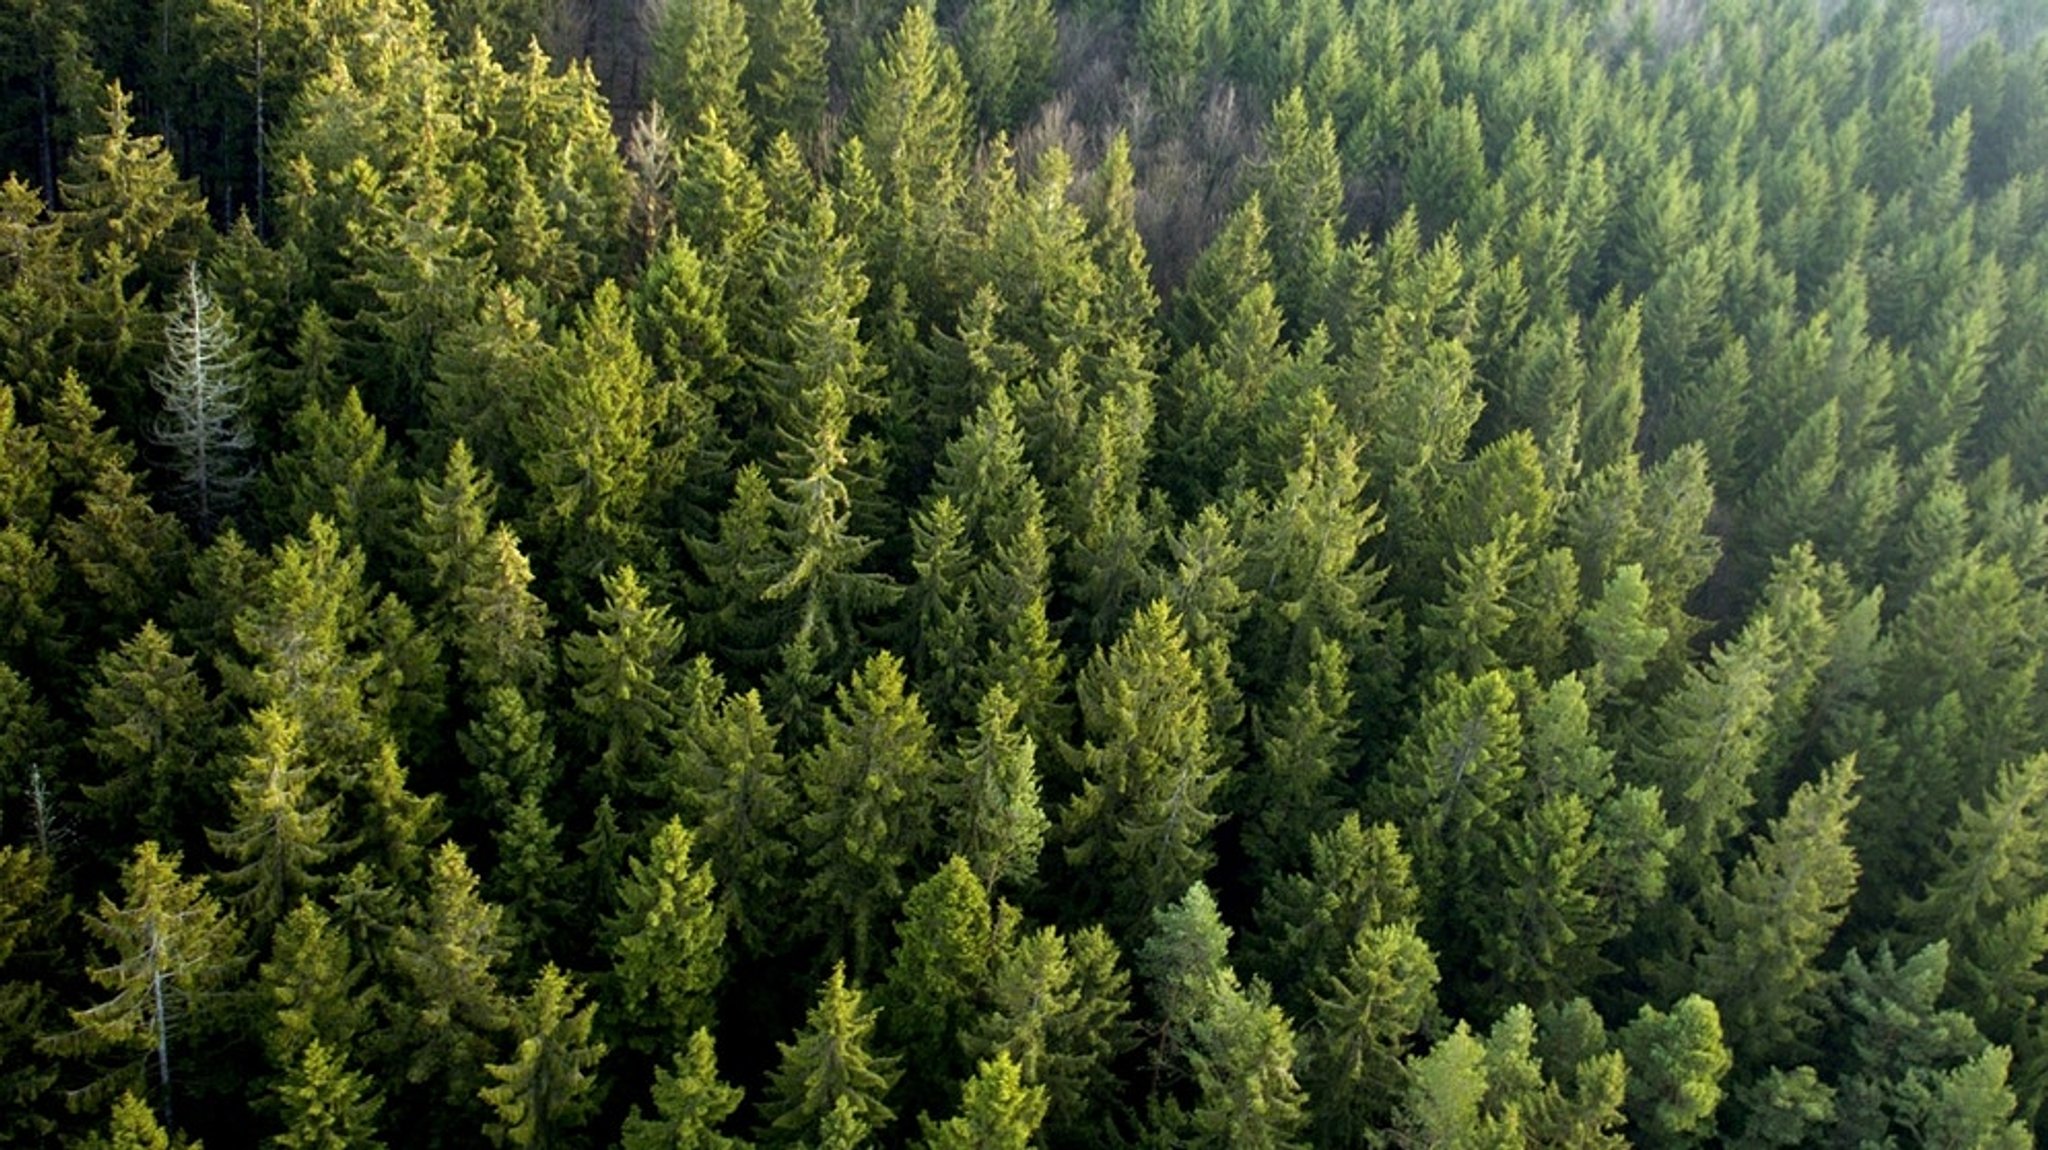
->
[4,0,2048,1146]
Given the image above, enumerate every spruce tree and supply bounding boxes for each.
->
[666,685,796,954]
[43,842,243,1126]
[1693,758,1862,1066]
[563,565,685,807]
[82,622,222,853]
[797,651,940,971]
[603,817,727,1055]
[939,687,1048,895]
[479,964,606,1150]
[619,1029,745,1150]
[271,1039,385,1150]
[1062,599,1226,928]
[923,1052,1046,1150]
[207,706,340,933]
[759,963,900,1147]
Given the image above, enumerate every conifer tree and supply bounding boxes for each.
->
[881,857,1008,1112]
[1693,758,1862,1067]
[43,842,243,1126]
[447,526,553,702]
[82,622,222,853]
[564,565,685,807]
[759,963,900,1147]
[260,901,367,1074]
[1251,89,1343,332]
[207,706,340,933]
[389,842,513,1136]
[265,388,408,573]
[743,0,827,150]
[619,1029,745,1150]
[1252,815,1423,1013]
[957,0,1056,132]
[923,1052,1045,1150]
[1301,919,1440,1148]
[851,2,970,304]
[649,0,753,150]
[152,265,251,534]
[797,651,940,971]
[940,687,1048,894]
[271,1039,385,1150]
[1236,634,1351,875]
[666,685,795,953]
[59,82,209,296]
[479,964,606,1150]
[966,924,1134,1143]
[1063,599,1226,927]
[521,282,677,587]
[1616,995,1731,1143]
[603,817,727,1055]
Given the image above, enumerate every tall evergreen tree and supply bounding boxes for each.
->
[759,963,900,1147]
[479,964,606,1150]
[603,817,727,1056]
[1693,758,1862,1067]
[42,842,243,1126]
[1062,599,1226,928]
[797,652,940,971]
[619,1029,745,1150]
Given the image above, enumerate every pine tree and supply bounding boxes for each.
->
[923,1053,1046,1150]
[207,706,340,933]
[479,964,607,1149]
[81,622,222,853]
[759,963,900,1147]
[151,265,251,534]
[1616,995,1731,1143]
[390,842,512,1135]
[563,565,685,807]
[271,1039,385,1150]
[619,1029,745,1150]
[1692,758,1862,1066]
[940,687,1048,895]
[797,651,940,971]
[42,842,243,1126]
[603,817,727,1055]
[1062,599,1226,928]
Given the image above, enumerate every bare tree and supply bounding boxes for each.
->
[151,265,251,535]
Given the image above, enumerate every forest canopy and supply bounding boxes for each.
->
[5,0,2048,1146]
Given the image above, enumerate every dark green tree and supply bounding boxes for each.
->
[797,651,940,971]
[1062,599,1226,928]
